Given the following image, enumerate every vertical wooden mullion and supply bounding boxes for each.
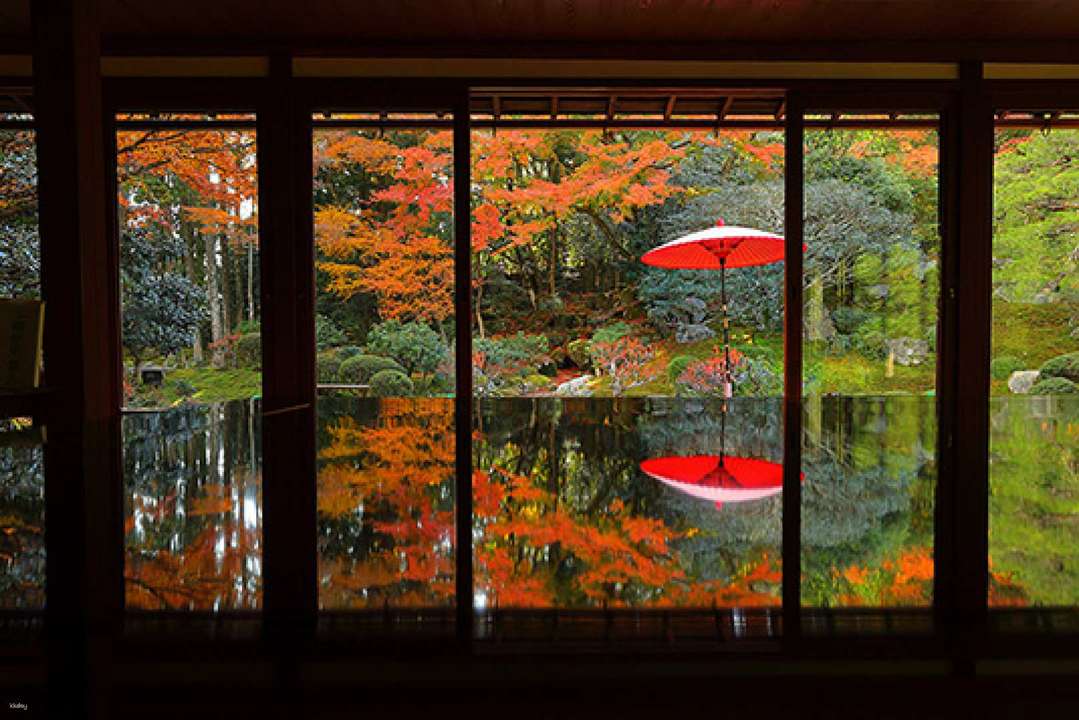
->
[453,90,475,646]
[258,55,318,642]
[33,0,123,714]
[935,94,961,641]
[952,62,994,662]
[782,92,805,646]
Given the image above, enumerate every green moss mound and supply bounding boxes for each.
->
[666,355,695,384]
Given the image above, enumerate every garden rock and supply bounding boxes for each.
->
[675,322,715,343]
[885,337,929,366]
[1007,370,1040,394]
[865,284,890,300]
[555,374,594,397]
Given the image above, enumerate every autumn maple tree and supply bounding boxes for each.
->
[116,125,259,368]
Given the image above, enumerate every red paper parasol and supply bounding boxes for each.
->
[641,219,794,397]
[640,221,785,271]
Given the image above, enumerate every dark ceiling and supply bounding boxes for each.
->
[2,1,1079,56]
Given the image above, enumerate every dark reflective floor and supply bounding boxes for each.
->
[3,396,1075,613]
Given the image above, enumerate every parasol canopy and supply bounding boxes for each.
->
[640,454,785,509]
[640,220,790,270]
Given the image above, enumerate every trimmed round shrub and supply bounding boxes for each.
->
[666,355,695,384]
[369,369,414,397]
[1029,377,1079,395]
[335,345,363,360]
[1039,352,1079,383]
[234,333,262,368]
[317,352,342,383]
[990,355,1024,381]
[338,354,404,384]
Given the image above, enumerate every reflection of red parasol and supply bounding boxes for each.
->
[641,220,792,397]
[640,454,784,509]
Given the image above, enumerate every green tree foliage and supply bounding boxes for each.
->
[994,131,1079,306]
[365,319,446,375]
[315,314,347,350]
[120,228,205,367]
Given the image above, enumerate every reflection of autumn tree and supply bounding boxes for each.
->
[475,463,779,608]
[317,399,455,608]
[474,398,780,608]
[124,402,262,610]
[824,547,1029,608]
[126,486,260,609]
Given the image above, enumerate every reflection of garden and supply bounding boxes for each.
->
[990,397,1079,606]
[0,422,45,609]
[0,394,1056,611]
[313,396,944,610]
[123,402,262,610]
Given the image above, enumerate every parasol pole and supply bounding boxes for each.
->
[721,257,732,399]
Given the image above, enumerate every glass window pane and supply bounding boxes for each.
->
[313,123,456,609]
[470,129,784,612]
[989,123,1079,607]
[0,127,39,300]
[801,123,940,609]
[117,119,263,610]
[0,123,45,610]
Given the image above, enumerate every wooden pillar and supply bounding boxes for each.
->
[782,93,805,645]
[949,62,993,659]
[257,55,318,641]
[31,0,123,716]
[452,94,474,646]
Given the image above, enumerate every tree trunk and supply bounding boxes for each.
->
[204,229,224,368]
[549,219,558,298]
[247,238,255,324]
[182,225,204,364]
[220,233,233,341]
[475,281,486,340]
